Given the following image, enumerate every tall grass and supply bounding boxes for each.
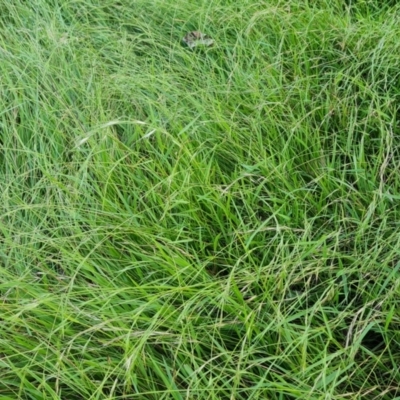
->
[1,0,400,398]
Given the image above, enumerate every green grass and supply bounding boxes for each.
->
[1,0,400,398]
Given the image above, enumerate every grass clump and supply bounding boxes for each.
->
[1,0,400,398]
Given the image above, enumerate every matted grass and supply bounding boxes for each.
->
[1,1,400,398]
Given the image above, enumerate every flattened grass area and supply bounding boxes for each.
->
[1,1,400,398]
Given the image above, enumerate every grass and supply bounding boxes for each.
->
[1,0,400,398]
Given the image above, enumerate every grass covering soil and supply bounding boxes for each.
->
[1,0,400,399]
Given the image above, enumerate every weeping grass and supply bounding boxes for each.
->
[1,0,400,399]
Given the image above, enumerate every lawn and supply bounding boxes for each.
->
[1,1,400,399]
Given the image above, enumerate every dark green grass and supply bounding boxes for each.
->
[1,0,400,399]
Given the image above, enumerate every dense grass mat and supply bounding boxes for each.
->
[1,1,400,398]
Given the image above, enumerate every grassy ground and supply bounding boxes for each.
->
[1,0,400,398]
